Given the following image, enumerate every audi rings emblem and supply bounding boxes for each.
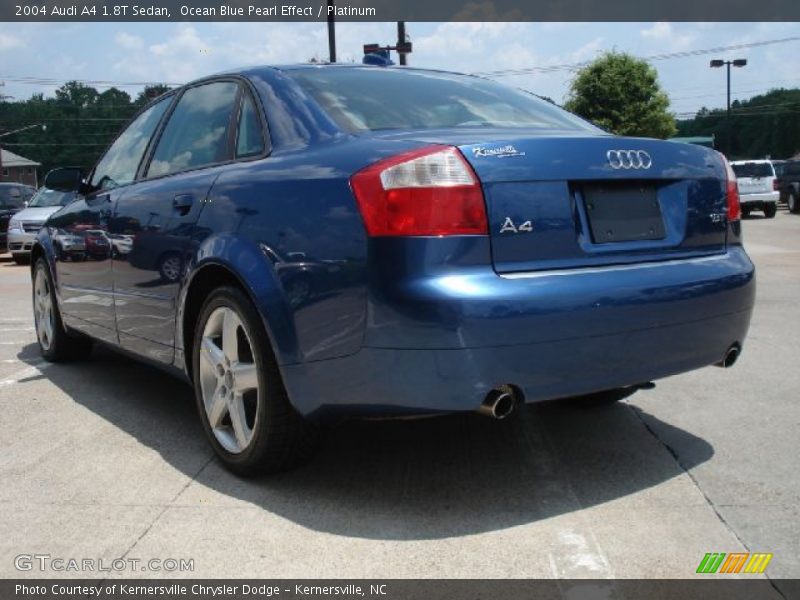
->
[606,150,652,170]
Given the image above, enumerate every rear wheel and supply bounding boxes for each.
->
[192,286,318,476]
[789,193,799,214]
[741,206,751,218]
[764,204,777,219]
[32,259,93,362]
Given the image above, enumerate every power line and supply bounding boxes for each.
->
[0,75,180,88]
[473,36,800,78]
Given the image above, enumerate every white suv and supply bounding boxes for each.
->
[730,159,779,219]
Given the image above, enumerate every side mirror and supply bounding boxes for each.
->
[44,167,84,193]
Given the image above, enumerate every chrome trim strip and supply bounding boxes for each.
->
[499,253,730,279]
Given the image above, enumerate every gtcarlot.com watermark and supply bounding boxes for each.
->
[14,554,194,573]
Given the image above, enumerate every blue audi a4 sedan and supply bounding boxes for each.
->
[32,65,755,475]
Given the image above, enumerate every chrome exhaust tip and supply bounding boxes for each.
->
[477,387,518,420]
[716,344,741,368]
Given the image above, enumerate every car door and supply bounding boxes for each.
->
[110,79,242,362]
[49,95,173,343]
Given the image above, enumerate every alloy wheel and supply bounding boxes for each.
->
[33,267,55,351]
[198,306,261,454]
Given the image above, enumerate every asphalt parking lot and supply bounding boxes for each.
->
[0,209,797,590]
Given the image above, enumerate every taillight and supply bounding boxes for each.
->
[722,157,741,222]
[773,179,779,191]
[350,145,488,236]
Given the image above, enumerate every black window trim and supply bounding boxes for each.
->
[233,84,270,160]
[138,75,272,184]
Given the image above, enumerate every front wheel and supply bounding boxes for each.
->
[12,254,30,266]
[32,259,93,362]
[764,204,777,219]
[192,286,318,476]
[741,206,751,218]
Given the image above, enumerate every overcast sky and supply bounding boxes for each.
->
[1,22,799,117]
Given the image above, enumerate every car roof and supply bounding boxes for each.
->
[201,63,473,83]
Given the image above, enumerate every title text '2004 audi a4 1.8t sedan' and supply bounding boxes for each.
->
[31,65,755,475]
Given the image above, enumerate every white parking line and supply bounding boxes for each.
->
[0,364,49,387]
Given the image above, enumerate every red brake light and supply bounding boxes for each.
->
[350,145,488,237]
[722,158,741,222]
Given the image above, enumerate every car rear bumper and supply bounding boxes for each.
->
[282,245,755,419]
[740,191,779,205]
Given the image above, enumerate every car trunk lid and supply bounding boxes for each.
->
[455,134,728,272]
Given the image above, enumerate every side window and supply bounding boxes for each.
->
[148,81,239,178]
[236,92,265,158]
[90,95,172,191]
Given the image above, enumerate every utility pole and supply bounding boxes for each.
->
[397,22,407,65]
[327,0,336,63]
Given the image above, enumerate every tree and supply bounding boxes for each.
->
[677,88,800,159]
[134,84,172,106]
[565,52,676,139]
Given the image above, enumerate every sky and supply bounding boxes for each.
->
[1,22,799,117]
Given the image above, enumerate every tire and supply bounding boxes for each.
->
[741,206,751,218]
[12,254,30,266]
[158,252,183,282]
[32,258,93,362]
[764,204,777,219]
[192,286,318,476]
[789,193,799,214]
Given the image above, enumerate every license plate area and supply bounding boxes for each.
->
[583,183,665,243]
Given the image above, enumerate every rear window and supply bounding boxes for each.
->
[289,67,598,133]
[731,162,774,178]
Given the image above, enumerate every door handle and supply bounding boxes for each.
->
[173,194,193,217]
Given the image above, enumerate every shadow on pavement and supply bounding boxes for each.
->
[19,342,714,541]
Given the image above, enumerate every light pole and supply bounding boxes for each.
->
[710,58,747,156]
[0,124,46,183]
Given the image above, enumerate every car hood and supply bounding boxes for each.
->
[12,206,62,222]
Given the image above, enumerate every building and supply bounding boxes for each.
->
[0,148,40,187]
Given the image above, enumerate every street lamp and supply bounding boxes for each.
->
[710,58,747,156]
[0,123,46,183]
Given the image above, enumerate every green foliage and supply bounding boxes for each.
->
[677,88,800,159]
[565,51,677,139]
[0,81,172,177]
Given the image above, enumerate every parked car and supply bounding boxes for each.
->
[31,65,755,475]
[0,183,36,252]
[730,159,780,218]
[6,186,76,264]
[52,229,86,261]
[775,159,800,213]
[109,233,134,258]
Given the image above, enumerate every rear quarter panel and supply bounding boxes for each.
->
[194,140,399,365]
